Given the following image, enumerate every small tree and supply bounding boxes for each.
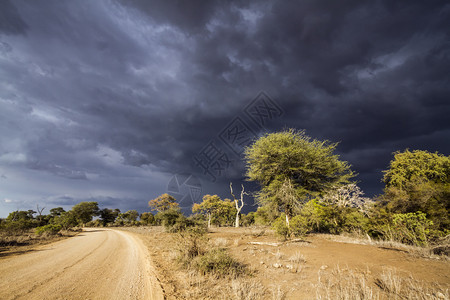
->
[213,199,236,226]
[321,183,373,215]
[140,212,154,225]
[36,204,46,224]
[71,202,99,226]
[50,207,65,217]
[118,210,139,224]
[192,195,222,228]
[53,211,77,230]
[148,193,179,212]
[99,208,120,226]
[230,182,246,227]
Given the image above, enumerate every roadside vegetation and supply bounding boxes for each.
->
[1,129,448,298]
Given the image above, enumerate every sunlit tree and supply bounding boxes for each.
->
[245,129,354,227]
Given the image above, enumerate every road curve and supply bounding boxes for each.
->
[0,228,164,300]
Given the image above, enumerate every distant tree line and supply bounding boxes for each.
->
[1,129,448,249]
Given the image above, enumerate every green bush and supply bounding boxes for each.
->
[254,205,279,225]
[272,214,308,238]
[192,248,245,278]
[342,210,370,234]
[168,215,206,233]
[272,214,289,239]
[392,211,433,246]
[0,220,35,234]
[154,208,183,228]
[241,212,256,227]
[300,200,331,233]
[85,219,102,227]
[35,224,62,236]
[289,215,308,237]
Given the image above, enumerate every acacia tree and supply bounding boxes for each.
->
[71,202,99,226]
[192,194,236,228]
[244,129,354,227]
[148,193,179,212]
[214,198,237,226]
[99,208,120,226]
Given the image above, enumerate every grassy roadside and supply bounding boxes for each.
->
[0,229,81,258]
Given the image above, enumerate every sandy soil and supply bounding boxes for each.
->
[123,226,450,299]
[0,228,164,300]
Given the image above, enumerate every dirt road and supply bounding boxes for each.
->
[0,228,164,300]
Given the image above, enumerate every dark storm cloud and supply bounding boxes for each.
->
[0,0,449,216]
[0,0,29,35]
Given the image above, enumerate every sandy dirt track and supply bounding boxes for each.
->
[0,228,164,300]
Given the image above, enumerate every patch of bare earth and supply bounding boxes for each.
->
[123,226,449,299]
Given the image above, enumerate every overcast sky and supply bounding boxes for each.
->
[0,0,449,217]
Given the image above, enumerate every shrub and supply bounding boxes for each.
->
[289,215,308,237]
[0,220,35,234]
[85,219,102,227]
[35,224,62,236]
[342,210,370,233]
[299,200,333,233]
[272,214,289,239]
[192,248,245,278]
[154,208,183,228]
[168,215,206,233]
[392,211,433,246]
[272,214,309,238]
[241,212,256,227]
[254,204,279,225]
[174,226,208,266]
[140,212,154,225]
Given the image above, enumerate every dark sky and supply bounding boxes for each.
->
[0,0,449,217]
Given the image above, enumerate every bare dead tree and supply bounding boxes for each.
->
[36,204,45,222]
[230,182,246,228]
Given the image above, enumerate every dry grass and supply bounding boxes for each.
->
[0,229,80,249]
[213,237,229,247]
[316,266,449,300]
[288,251,306,264]
[270,285,286,300]
[231,279,266,300]
[376,268,449,300]
[316,266,378,300]
[321,233,449,260]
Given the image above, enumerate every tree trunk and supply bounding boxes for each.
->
[285,204,292,228]
[208,213,211,228]
[230,182,245,228]
[285,213,290,228]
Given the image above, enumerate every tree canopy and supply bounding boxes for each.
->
[244,129,354,225]
[383,149,450,189]
[148,193,179,212]
[193,194,236,228]
[71,202,99,225]
[381,149,450,230]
